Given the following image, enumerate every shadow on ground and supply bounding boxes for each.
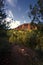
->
[0,44,43,65]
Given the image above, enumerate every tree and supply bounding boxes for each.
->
[29,0,43,33]
[28,0,43,52]
[0,1,11,64]
[0,0,8,37]
[0,0,6,29]
[29,0,43,22]
[38,0,43,19]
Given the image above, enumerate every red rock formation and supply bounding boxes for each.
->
[15,23,37,30]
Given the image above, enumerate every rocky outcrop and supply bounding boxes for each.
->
[15,23,37,30]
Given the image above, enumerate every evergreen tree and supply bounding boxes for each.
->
[0,0,6,30]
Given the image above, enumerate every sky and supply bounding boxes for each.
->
[5,0,37,28]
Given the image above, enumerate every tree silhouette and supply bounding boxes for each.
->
[28,0,43,54]
[0,0,6,30]
[29,0,43,23]
[0,0,8,37]
[29,0,43,31]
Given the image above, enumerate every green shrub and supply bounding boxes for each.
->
[7,30,43,50]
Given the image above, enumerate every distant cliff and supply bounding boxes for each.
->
[15,23,37,30]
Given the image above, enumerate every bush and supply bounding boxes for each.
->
[7,30,43,50]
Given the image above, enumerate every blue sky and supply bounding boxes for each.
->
[5,0,37,28]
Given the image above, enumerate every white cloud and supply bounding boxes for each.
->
[5,17,29,29]
[5,17,12,22]
[9,20,21,29]
[6,10,14,19]
[5,17,21,29]
[24,20,26,23]
[7,0,18,7]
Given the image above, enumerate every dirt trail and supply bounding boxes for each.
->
[0,44,39,65]
[11,44,39,65]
